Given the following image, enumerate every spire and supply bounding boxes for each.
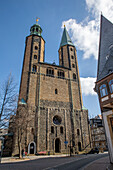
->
[97,15,113,81]
[60,26,74,47]
[30,18,42,36]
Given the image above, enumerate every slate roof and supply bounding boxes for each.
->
[60,27,74,47]
[97,15,113,81]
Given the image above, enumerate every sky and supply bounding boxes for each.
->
[0,0,113,118]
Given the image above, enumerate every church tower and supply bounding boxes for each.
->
[19,19,45,103]
[12,20,90,156]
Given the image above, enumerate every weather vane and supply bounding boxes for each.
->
[36,17,40,23]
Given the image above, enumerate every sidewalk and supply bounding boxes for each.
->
[84,156,113,170]
[1,154,67,163]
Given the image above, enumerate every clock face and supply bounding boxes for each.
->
[53,115,62,125]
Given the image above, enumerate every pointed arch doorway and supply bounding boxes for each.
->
[55,138,61,153]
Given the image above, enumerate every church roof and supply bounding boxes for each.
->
[97,15,113,81]
[60,26,74,47]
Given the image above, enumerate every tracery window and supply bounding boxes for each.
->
[99,84,108,97]
[109,79,113,93]
[46,68,54,77]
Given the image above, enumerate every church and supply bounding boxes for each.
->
[11,19,90,155]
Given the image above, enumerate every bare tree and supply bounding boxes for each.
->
[0,74,17,130]
[14,104,31,158]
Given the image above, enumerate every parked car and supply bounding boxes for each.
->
[88,148,99,154]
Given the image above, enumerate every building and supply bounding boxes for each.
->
[11,19,90,155]
[95,15,113,163]
[90,115,107,152]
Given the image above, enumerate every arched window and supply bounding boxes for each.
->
[55,89,58,94]
[70,48,73,51]
[51,126,54,133]
[35,46,38,50]
[109,79,113,93]
[99,84,108,97]
[46,68,54,77]
[57,70,65,79]
[34,55,37,59]
[60,127,63,134]
[73,73,76,80]
[36,28,38,32]
[32,65,37,72]
[71,55,74,59]
[77,129,80,135]
[72,64,75,68]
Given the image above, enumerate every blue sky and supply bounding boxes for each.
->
[0,0,113,118]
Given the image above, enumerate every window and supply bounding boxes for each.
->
[46,68,54,77]
[53,115,62,125]
[109,79,113,93]
[73,73,76,80]
[36,28,38,32]
[55,89,58,94]
[72,64,75,68]
[57,70,65,78]
[70,48,73,51]
[99,84,108,97]
[35,46,38,50]
[60,127,63,134]
[71,55,74,59]
[51,126,54,133]
[32,65,37,72]
[34,55,37,59]
[77,129,80,135]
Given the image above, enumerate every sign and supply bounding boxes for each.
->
[64,141,68,144]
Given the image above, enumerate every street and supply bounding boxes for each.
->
[0,153,108,170]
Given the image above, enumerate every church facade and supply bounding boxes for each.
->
[12,20,90,155]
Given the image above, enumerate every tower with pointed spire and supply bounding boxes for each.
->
[95,15,113,163]
[10,20,90,156]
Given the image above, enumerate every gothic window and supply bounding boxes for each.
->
[35,46,38,50]
[32,65,37,72]
[109,79,113,93]
[53,115,62,125]
[46,68,54,77]
[60,127,63,134]
[57,70,65,78]
[73,73,76,80]
[77,129,80,135]
[72,64,75,68]
[34,55,37,59]
[55,89,58,94]
[51,126,54,133]
[99,84,108,97]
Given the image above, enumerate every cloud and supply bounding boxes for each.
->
[62,0,113,60]
[80,77,96,95]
